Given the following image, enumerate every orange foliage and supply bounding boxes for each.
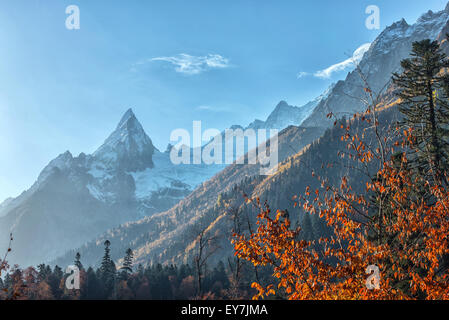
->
[233,112,449,300]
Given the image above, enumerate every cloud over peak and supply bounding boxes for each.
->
[298,43,371,79]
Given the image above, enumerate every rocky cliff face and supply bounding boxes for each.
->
[0,109,221,266]
[53,124,324,268]
[93,108,156,172]
[54,4,449,269]
[302,5,449,128]
[5,3,449,270]
[248,84,335,130]
[0,98,327,267]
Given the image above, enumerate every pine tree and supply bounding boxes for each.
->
[100,240,116,297]
[100,240,114,275]
[137,264,144,276]
[83,267,102,300]
[74,252,83,271]
[48,266,64,299]
[119,248,134,281]
[37,264,50,281]
[392,38,449,185]
[388,38,449,288]
[122,248,134,273]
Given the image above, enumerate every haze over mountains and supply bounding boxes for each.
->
[3,3,449,269]
[247,84,335,131]
[0,81,332,266]
[54,3,449,269]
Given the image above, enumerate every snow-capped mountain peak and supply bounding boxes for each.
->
[264,101,299,128]
[37,150,74,183]
[247,83,335,131]
[117,108,137,128]
[302,4,449,128]
[273,100,289,111]
[0,106,228,266]
[93,108,156,171]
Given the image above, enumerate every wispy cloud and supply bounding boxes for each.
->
[298,43,371,79]
[296,71,310,79]
[195,105,231,113]
[149,54,230,75]
[196,105,215,111]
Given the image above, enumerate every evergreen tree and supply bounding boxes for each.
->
[83,267,103,300]
[383,39,449,292]
[37,264,50,281]
[100,240,112,275]
[122,248,134,273]
[211,261,229,292]
[48,266,64,299]
[100,240,116,298]
[74,252,83,271]
[392,38,449,185]
[119,248,134,281]
[137,264,144,276]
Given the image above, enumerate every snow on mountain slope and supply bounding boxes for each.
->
[93,108,156,172]
[247,83,335,130]
[0,109,223,266]
[190,90,331,168]
[53,125,324,268]
[7,2,449,268]
[52,3,449,269]
[302,4,449,128]
[0,94,323,266]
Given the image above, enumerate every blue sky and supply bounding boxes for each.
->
[0,0,448,201]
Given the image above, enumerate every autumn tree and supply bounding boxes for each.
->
[191,218,220,297]
[393,39,449,185]
[233,40,449,300]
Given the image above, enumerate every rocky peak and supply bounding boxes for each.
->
[37,151,74,183]
[93,108,155,172]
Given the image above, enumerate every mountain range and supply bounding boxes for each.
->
[3,3,449,268]
[0,83,331,267]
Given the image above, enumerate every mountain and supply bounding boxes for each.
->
[54,124,325,268]
[0,109,223,266]
[302,4,449,129]
[54,107,398,268]
[93,108,156,172]
[0,98,325,267]
[248,84,335,130]
[181,90,332,167]
[202,86,335,164]
[53,3,449,269]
